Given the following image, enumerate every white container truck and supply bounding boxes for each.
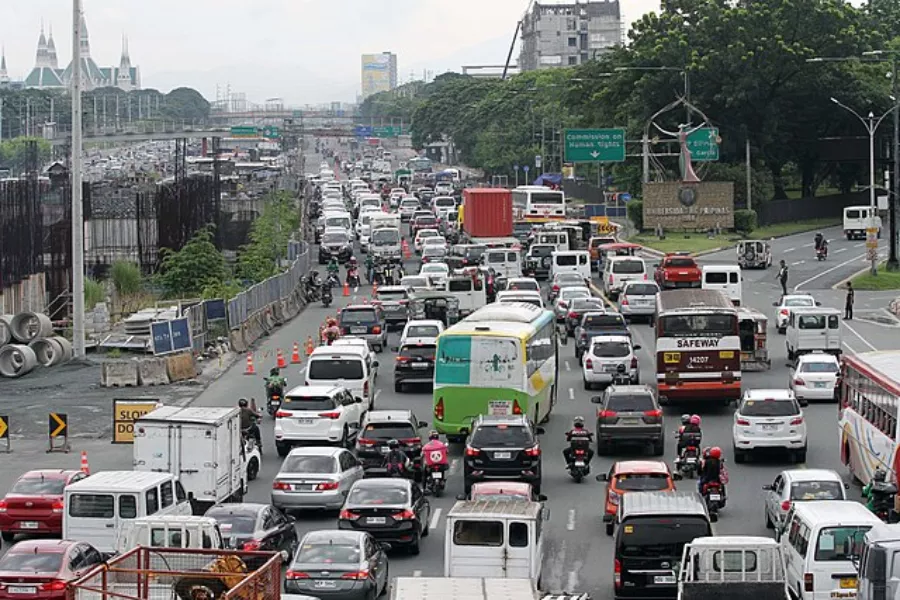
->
[390,577,543,600]
[133,406,247,513]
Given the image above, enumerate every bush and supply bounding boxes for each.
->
[627,200,644,231]
[111,261,143,296]
[734,209,758,233]
[85,278,105,309]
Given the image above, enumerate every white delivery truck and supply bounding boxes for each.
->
[133,406,248,514]
[391,577,542,600]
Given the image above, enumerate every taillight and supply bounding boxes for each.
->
[51,500,63,514]
[568,311,578,319]
[319,412,341,419]
[780,309,789,316]
[790,417,804,426]
[465,446,481,457]
[614,559,622,588]
[364,381,369,397]
[585,358,593,369]
[643,273,648,280]
[395,509,416,520]
[401,437,421,447]
[341,570,370,580]
[512,399,523,415]
[599,409,617,419]
[609,489,620,505]
[793,378,805,387]
[275,411,291,418]
[396,356,409,363]
[621,297,629,305]
[357,438,375,446]
[609,275,614,285]
[804,573,814,592]
[40,581,67,592]
[372,326,381,334]
[273,480,291,490]
[0,500,8,513]
[285,571,310,580]
[242,539,262,551]
[631,357,638,369]
[552,285,560,292]
[736,417,750,426]
[644,409,662,419]
[782,500,792,511]
[339,509,361,520]
[315,481,339,491]
[435,397,445,421]
[524,445,541,457]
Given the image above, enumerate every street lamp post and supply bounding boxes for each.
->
[830,97,897,275]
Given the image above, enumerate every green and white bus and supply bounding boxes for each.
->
[432,303,559,441]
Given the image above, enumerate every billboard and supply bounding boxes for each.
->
[362,53,394,98]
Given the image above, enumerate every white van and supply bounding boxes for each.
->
[701,264,742,305]
[551,250,591,280]
[115,515,223,554]
[305,346,378,410]
[435,275,487,316]
[444,500,546,586]
[331,336,379,380]
[844,206,882,240]
[535,231,569,253]
[496,290,544,308]
[432,196,456,214]
[786,307,842,362]
[484,248,522,279]
[779,500,880,600]
[64,471,192,554]
[602,256,648,300]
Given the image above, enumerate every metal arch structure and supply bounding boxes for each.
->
[642,95,718,184]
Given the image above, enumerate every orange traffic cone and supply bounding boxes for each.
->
[244,352,256,375]
[80,450,90,475]
[276,349,287,369]
[343,282,350,297]
[291,342,302,364]
[306,336,315,356]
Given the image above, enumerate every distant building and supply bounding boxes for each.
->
[462,65,521,79]
[0,48,9,88]
[361,52,398,99]
[519,1,623,71]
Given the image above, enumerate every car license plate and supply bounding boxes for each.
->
[604,365,619,372]
[412,362,428,368]
[380,446,390,454]
[298,418,315,425]
[489,400,512,416]
[685,457,697,464]
[432,471,443,479]
[19,521,39,529]
[762,424,778,430]
[367,517,386,524]
[654,576,676,584]
[494,452,512,459]
[351,326,368,334]
[8,587,36,595]
[622,418,640,425]
[314,580,337,589]
[840,578,857,589]
[575,460,585,467]
[709,493,722,501]
[815,381,829,388]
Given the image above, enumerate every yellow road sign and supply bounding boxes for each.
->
[113,399,160,444]
[49,413,67,438]
[0,415,7,439]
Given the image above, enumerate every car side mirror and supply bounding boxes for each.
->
[596,473,608,482]
[418,421,429,428]
[379,542,392,551]
[709,513,719,523]
[590,396,602,404]
[355,397,363,404]
[633,345,642,350]
[538,494,548,502]
[845,483,850,489]
[762,484,773,491]
[372,360,380,368]
[772,302,779,307]
[816,301,822,306]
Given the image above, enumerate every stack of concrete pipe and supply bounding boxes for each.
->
[0,312,73,378]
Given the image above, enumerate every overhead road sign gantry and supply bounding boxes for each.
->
[564,128,626,163]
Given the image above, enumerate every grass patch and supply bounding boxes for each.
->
[850,262,900,290]
[744,218,840,240]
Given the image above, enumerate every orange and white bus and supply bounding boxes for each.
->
[839,351,900,484]
[655,289,741,404]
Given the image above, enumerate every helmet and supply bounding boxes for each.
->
[388,439,399,449]
[350,256,358,264]
[680,414,691,425]
[326,317,338,327]
[690,415,701,426]
[429,431,440,441]
[708,446,722,459]
[270,367,280,376]
[874,469,887,482]
[238,398,249,408]
[573,416,585,428]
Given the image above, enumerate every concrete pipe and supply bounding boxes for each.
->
[29,338,65,367]
[0,318,10,347]
[0,344,38,378]
[10,312,54,343]
[50,336,74,363]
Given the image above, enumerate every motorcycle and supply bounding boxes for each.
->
[347,268,361,288]
[321,284,333,308]
[567,444,591,483]
[265,384,285,418]
[817,244,828,261]
[701,481,725,516]
[424,464,447,496]
[867,481,898,522]
[675,443,701,479]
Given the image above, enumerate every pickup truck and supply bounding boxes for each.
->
[655,253,702,289]
[678,536,789,600]
[574,311,630,362]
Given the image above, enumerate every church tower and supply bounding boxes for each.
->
[0,47,9,87]
[34,23,49,68]
[117,35,133,91]
[46,25,58,69]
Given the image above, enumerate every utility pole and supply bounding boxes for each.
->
[891,56,899,270]
[746,138,752,212]
[71,0,85,359]
[0,97,4,142]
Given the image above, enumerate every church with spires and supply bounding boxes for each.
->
[21,13,140,91]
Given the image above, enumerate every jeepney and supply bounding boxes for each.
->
[597,242,641,271]
[409,291,461,327]
[737,306,771,371]
[736,240,772,269]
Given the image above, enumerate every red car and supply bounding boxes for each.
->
[654,253,702,289]
[0,540,104,599]
[0,470,87,542]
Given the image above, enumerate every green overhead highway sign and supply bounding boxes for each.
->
[292,110,304,118]
[373,125,403,138]
[686,127,720,161]
[230,126,258,138]
[262,126,281,139]
[564,128,626,163]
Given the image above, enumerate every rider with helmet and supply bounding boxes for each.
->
[238,398,262,451]
[383,439,410,477]
[323,317,341,345]
[863,468,898,514]
[698,446,727,498]
[814,232,824,250]
[422,431,449,477]
[678,415,703,456]
[265,367,286,395]
[563,416,594,466]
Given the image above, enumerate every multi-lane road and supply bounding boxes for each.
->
[2,149,900,598]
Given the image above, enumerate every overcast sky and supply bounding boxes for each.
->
[2,0,660,105]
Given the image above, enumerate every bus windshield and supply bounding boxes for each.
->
[658,314,737,337]
[530,192,564,205]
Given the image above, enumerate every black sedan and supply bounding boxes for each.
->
[205,503,298,564]
[574,311,630,362]
[338,479,430,555]
[285,530,389,600]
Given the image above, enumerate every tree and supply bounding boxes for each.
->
[0,137,51,173]
[236,192,300,284]
[157,226,226,298]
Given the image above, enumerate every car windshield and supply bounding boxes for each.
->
[418,231,439,239]
[531,246,553,257]
[0,551,63,573]
[791,481,844,501]
[308,359,364,380]
[625,284,659,296]
[400,345,436,359]
[284,396,335,411]
[417,218,437,226]
[666,257,696,267]
[607,393,655,412]
[800,361,839,373]
[326,218,349,228]
[281,455,337,474]
[471,425,534,448]
[615,473,670,491]
[424,247,447,257]
[815,526,870,561]
[740,398,799,417]
[377,291,407,301]
[507,281,539,292]
[206,511,257,535]
[571,299,605,312]
[784,297,815,307]
[592,342,631,358]
[362,422,417,440]
[556,275,584,285]
[618,517,710,558]
[612,260,644,274]
[406,325,440,338]
[295,543,360,565]
[348,485,409,506]
[562,289,590,300]
[11,478,67,495]
[340,309,378,325]
[372,229,400,244]
[583,314,623,328]
[322,233,348,245]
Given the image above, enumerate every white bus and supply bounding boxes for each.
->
[512,186,567,221]
[839,351,900,484]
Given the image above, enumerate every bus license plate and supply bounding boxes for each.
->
[840,578,857,589]
[654,576,676,584]
[489,401,512,416]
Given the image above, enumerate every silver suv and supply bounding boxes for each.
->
[582,334,640,390]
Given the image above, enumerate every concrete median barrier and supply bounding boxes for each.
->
[101,360,139,387]
[138,357,170,386]
[166,352,198,383]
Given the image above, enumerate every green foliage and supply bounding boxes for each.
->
[627,200,644,231]
[157,226,226,298]
[236,191,301,284]
[0,138,51,173]
[202,280,243,301]
[110,261,143,296]
[84,278,105,309]
[734,209,759,233]
[700,163,775,210]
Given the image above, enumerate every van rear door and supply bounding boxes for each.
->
[65,492,132,554]
[446,517,507,578]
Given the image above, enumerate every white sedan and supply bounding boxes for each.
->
[420,262,450,281]
[554,286,593,321]
[422,236,448,252]
[414,229,442,253]
[789,352,840,405]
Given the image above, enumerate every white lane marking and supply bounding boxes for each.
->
[843,340,859,355]
[791,261,804,266]
[429,508,442,530]
[854,243,865,248]
[795,253,867,290]
[568,388,575,400]
[567,570,579,591]
[835,248,848,254]
[413,570,422,577]
[843,321,878,351]
[785,247,796,253]
[565,360,572,372]
[802,243,814,248]
[449,458,459,475]
[567,509,576,531]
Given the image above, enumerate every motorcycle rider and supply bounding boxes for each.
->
[383,439,411,477]
[863,469,897,515]
[327,257,340,281]
[814,232,824,251]
[322,317,341,345]
[422,431,449,482]
[677,415,703,457]
[265,366,286,399]
[698,446,727,499]
[365,253,375,284]
[562,416,594,466]
[238,398,262,452]
[347,257,360,286]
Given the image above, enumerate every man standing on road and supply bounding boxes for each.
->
[845,281,855,320]
[777,260,789,295]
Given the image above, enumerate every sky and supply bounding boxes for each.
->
[1,0,660,105]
